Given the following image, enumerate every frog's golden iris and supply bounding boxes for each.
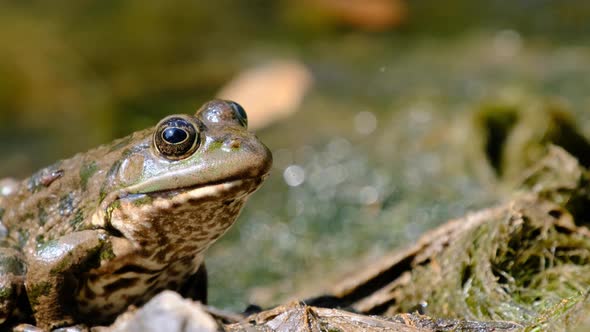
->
[153,116,200,160]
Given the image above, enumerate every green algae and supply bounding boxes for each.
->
[80,161,98,191]
[27,281,51,308]
[99,243,116,262]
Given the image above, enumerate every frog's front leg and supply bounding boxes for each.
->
[24,230,110,330]
[0,248,27,325]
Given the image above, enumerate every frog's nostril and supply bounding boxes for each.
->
[226,139,241,149]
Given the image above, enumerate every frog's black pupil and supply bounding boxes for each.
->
[154,117,199,159]
[163,127,188,144]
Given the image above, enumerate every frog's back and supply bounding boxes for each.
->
[0,133,147,252]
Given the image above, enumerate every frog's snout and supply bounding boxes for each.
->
[258,143,273,178]
[242,137,273,180]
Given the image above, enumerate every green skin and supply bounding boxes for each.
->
[0,100,272,330]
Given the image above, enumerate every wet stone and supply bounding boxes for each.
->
[103,291,219,332]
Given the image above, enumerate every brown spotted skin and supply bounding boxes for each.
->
[0,100,272,329]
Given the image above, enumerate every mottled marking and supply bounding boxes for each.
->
[37,205,48,226]
[28,281,52,307]
[84,289,96,300]
[78,283,97,305]
[58,193,75,216]
[180,245,199,255]
[167,269,180,277]
[0,253,25,275]
[155,250,167,262]
[80,161,98,191]
[35,234,45,246]
[99,244,116,262]
[113,264,164,275]
[23,212,34,221]
[17,229,29,248]
[124,294,140,304]
[78,299,90,307]
[146,274,159,284]
[69,209,85,228]
[103,277,140,294]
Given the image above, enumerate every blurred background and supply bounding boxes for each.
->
[2,0,590,309]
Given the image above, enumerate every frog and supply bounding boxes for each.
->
[0,99,272,330]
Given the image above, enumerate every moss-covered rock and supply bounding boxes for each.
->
[323,147,590,331]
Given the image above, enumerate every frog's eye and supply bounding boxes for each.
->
[154,116,199,160]
[227,101,248,128]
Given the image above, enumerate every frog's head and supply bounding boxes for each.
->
[96,100,272,257]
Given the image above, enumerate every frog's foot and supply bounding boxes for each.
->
[0,248,26,325]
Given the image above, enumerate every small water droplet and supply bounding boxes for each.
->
[283,165,305,187]
[354,111,377,135]
[493,29,522,59]
[359,186,379,205]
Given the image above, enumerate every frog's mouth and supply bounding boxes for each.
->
[143,176,266,203]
